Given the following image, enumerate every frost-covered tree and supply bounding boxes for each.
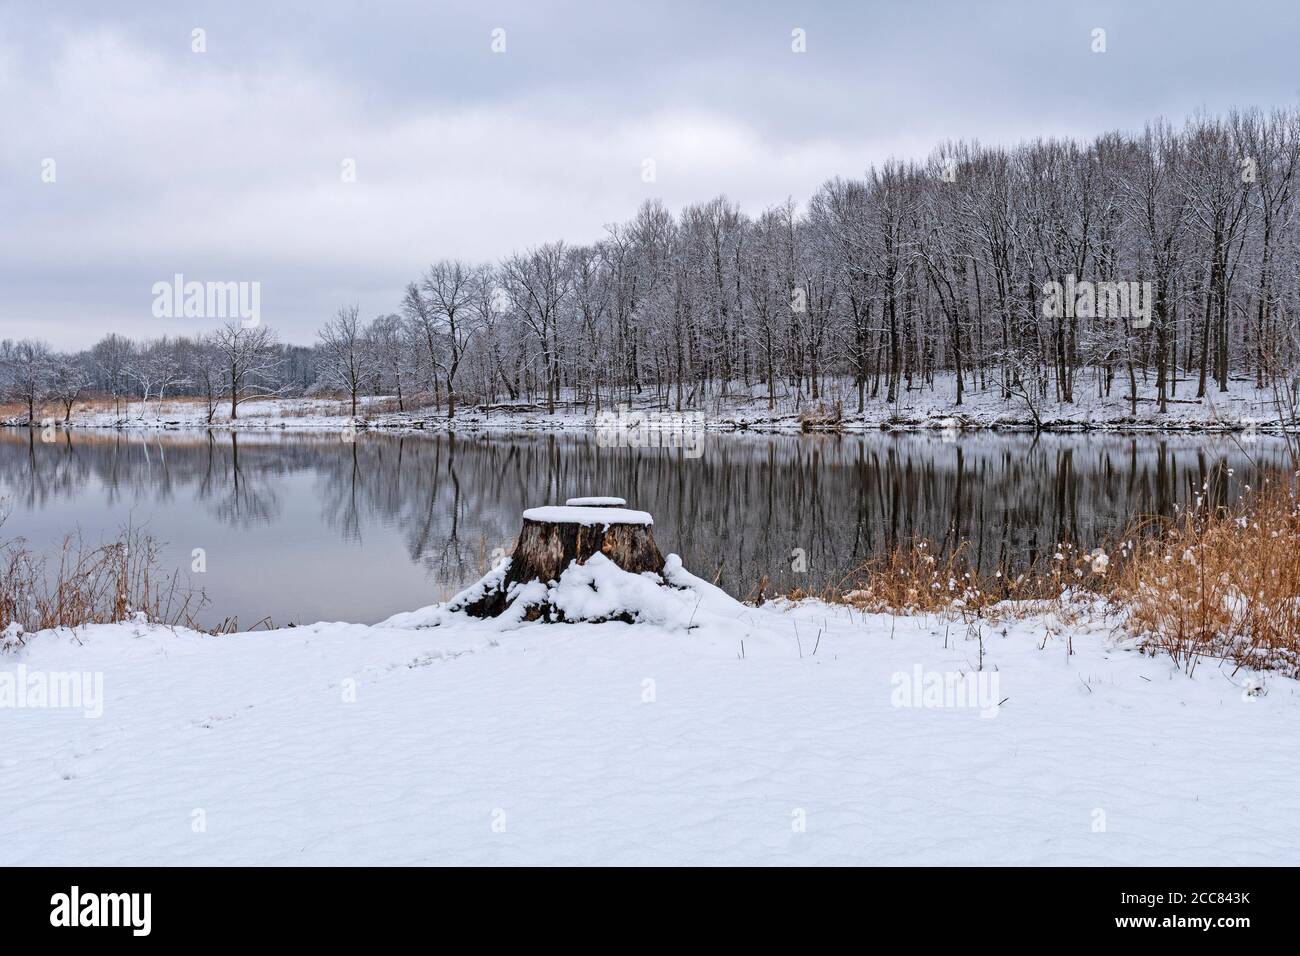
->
[49,354,90,422]
[317,305,367,418]
[2,339,54,424]
[209,322,281,420]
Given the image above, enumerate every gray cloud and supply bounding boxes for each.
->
[2,0,1297,346]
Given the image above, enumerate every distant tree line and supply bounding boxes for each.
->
[5,106,1300,422]
[0,327,312,423]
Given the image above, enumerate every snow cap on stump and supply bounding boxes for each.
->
[523,505,651,527]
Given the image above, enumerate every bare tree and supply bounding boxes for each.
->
[418,260,481,418]
[366,313,412,412]
[126,338,189,418]
[2,339,54,424]
[317,305,368,417]
[208,322,281,420]
[502,243,569,414]
[49,354,90,423]
[179,338,227,424]
[91,333,132,416]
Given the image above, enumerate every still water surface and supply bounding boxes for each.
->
[0,428,1290,626]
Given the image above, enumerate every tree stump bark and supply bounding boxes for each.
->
[463,504,665,619]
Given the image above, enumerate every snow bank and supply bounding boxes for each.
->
[5,544,1299,866]
[4,594,1297,866]
[546,554,697,626]
[385,551,749,631]
[565,496,627,507]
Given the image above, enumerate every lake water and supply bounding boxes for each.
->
[0,427,1291,627]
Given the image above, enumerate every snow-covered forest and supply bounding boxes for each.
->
[5,106,1300,423]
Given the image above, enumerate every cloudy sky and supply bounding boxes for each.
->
[3,0,1297,347]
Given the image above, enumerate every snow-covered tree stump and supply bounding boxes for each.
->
[463,503,664,619]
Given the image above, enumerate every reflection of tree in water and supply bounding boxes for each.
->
[295,429,1294,597]
[0,430,285,530]
[194,433,282,528]
[0,428,1291,599]
[312,432,523,586]
[0,430,234,536]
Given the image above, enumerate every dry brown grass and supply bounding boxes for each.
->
[1111,483,1300,677]
[824,538,1107,622]
[0,399,58,421]
[0,526,207,645]
[817,483,1300,678]
[0,394,142,422]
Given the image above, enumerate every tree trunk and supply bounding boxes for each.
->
[464,505,664,620]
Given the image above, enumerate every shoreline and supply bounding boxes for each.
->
[7,374,1298,437]
[5,408,1300,437]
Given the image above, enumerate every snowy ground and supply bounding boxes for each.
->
[7,374,1298,435]
[2,554,1295,866]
